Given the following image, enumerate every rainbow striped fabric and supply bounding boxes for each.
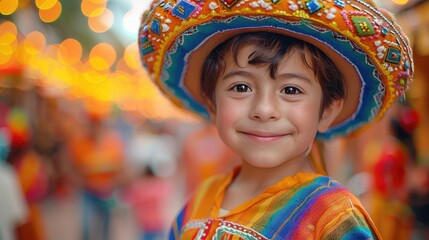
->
[169,169,381,239]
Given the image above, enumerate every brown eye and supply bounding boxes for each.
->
[231,84,251,92]
[282,86,302,95]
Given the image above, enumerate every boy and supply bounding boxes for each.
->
[139,0,413,239]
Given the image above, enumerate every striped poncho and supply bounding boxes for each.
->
[169,169,381,239]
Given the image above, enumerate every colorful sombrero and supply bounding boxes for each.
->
[138,0,413,139]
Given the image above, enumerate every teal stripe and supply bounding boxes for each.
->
[340,226,373,240]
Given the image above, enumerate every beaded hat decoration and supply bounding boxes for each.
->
[138,0,413,139]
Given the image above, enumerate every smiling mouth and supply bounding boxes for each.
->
[240,131,288,143]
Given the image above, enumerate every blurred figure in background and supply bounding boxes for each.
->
[369,136,415,239]
[392,104,429,239]
[124,120,178,239]
[67,111,125,240]
[2,88,49,240]
[365,103,426,239]
[0,125,27,240]
[11,147,49,240]
[121,165,174,240]
[32,91,71,199]
[127,120,178,179]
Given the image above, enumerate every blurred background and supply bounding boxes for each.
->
[0,0,428,240]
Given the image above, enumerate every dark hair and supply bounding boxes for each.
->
[201,32,345,114]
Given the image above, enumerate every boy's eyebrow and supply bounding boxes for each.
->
[277,73,313,84]
[221,70,253,80]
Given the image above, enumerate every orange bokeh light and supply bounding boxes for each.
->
[89,42,116,71]
[0,0,200,122]
[392,0,409,5]
[0,21,18,42]
[89,0,108,4]
[0,38,17,65]
[0,0,19,15]
[39,1,62,23]
[0,21,18,34]
[35,0,57,10]
[88,8,114,33]
[57,38,83,65]
[81,0,107,17]
[124,43,140,71]
[24,31,46,55]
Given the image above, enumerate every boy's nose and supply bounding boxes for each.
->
[249,92,281,122]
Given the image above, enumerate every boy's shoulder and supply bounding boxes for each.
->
[289,175,360,203]
[283,174,371,219]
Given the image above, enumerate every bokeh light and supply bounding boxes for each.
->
[23,31,46,56]
[39,0,62,23]
[0,21,18,36]
[89,0,109,4]
[35,0,57,10]
[124,43,140,71]
[392,0,409,5]
[0,0,19,15]
[57,38,83,65]
[81,0,107,17]
[0,0,207,121]
[89,42,116,71]
[0,22,18,65]
[0,21,18,47]
[88,8,114,33]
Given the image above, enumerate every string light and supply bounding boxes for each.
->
[0,1,198,121]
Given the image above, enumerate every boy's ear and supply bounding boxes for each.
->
[318,99,344,133]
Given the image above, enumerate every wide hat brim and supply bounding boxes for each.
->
[139,0,413,139]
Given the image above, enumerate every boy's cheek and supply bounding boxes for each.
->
[215,102,241,128]
[215,97,238,121]
[216,108,236,126]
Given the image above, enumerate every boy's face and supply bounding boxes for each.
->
[214,44,331,170]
